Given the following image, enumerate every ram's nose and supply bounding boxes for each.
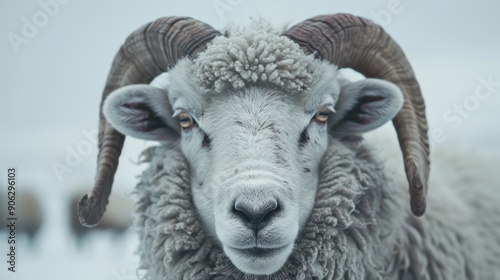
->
[233,198,279,231]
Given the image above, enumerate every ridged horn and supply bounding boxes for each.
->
[283,14,430,216]
[78,17,220,227]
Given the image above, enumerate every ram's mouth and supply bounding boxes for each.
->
[233,245,288,258]
[226,244,290,259]
[224,243,293,274]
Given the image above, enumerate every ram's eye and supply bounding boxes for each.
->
[178,112,194,129]
[314,108,330,123]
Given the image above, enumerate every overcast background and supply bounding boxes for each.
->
[1,1,499,279]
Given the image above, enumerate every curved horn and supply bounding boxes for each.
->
[283,14,429,216]
[78,17,220,227]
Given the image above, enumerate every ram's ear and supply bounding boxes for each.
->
[103,84,180,141]
[330,79,404,135]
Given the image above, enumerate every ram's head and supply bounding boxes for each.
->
[78,15,429,275]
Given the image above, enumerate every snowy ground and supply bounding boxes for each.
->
[1,1,499,279]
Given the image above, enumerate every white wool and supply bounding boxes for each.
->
[194,20,317,93]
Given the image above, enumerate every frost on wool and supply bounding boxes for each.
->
[194,21,317,93]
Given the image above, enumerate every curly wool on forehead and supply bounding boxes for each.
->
[194,21,319,94]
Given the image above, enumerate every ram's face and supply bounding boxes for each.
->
[103,56,404,275]
[144,55,341,274]
[174,85,333,274]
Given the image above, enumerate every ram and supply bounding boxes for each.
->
[78,14,500,279]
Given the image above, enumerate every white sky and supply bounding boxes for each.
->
[0,1,499,279]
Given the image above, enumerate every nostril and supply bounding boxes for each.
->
[233,198,279,228]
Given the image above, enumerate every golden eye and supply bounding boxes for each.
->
[178,112,194,129]
[314,108,330,123]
